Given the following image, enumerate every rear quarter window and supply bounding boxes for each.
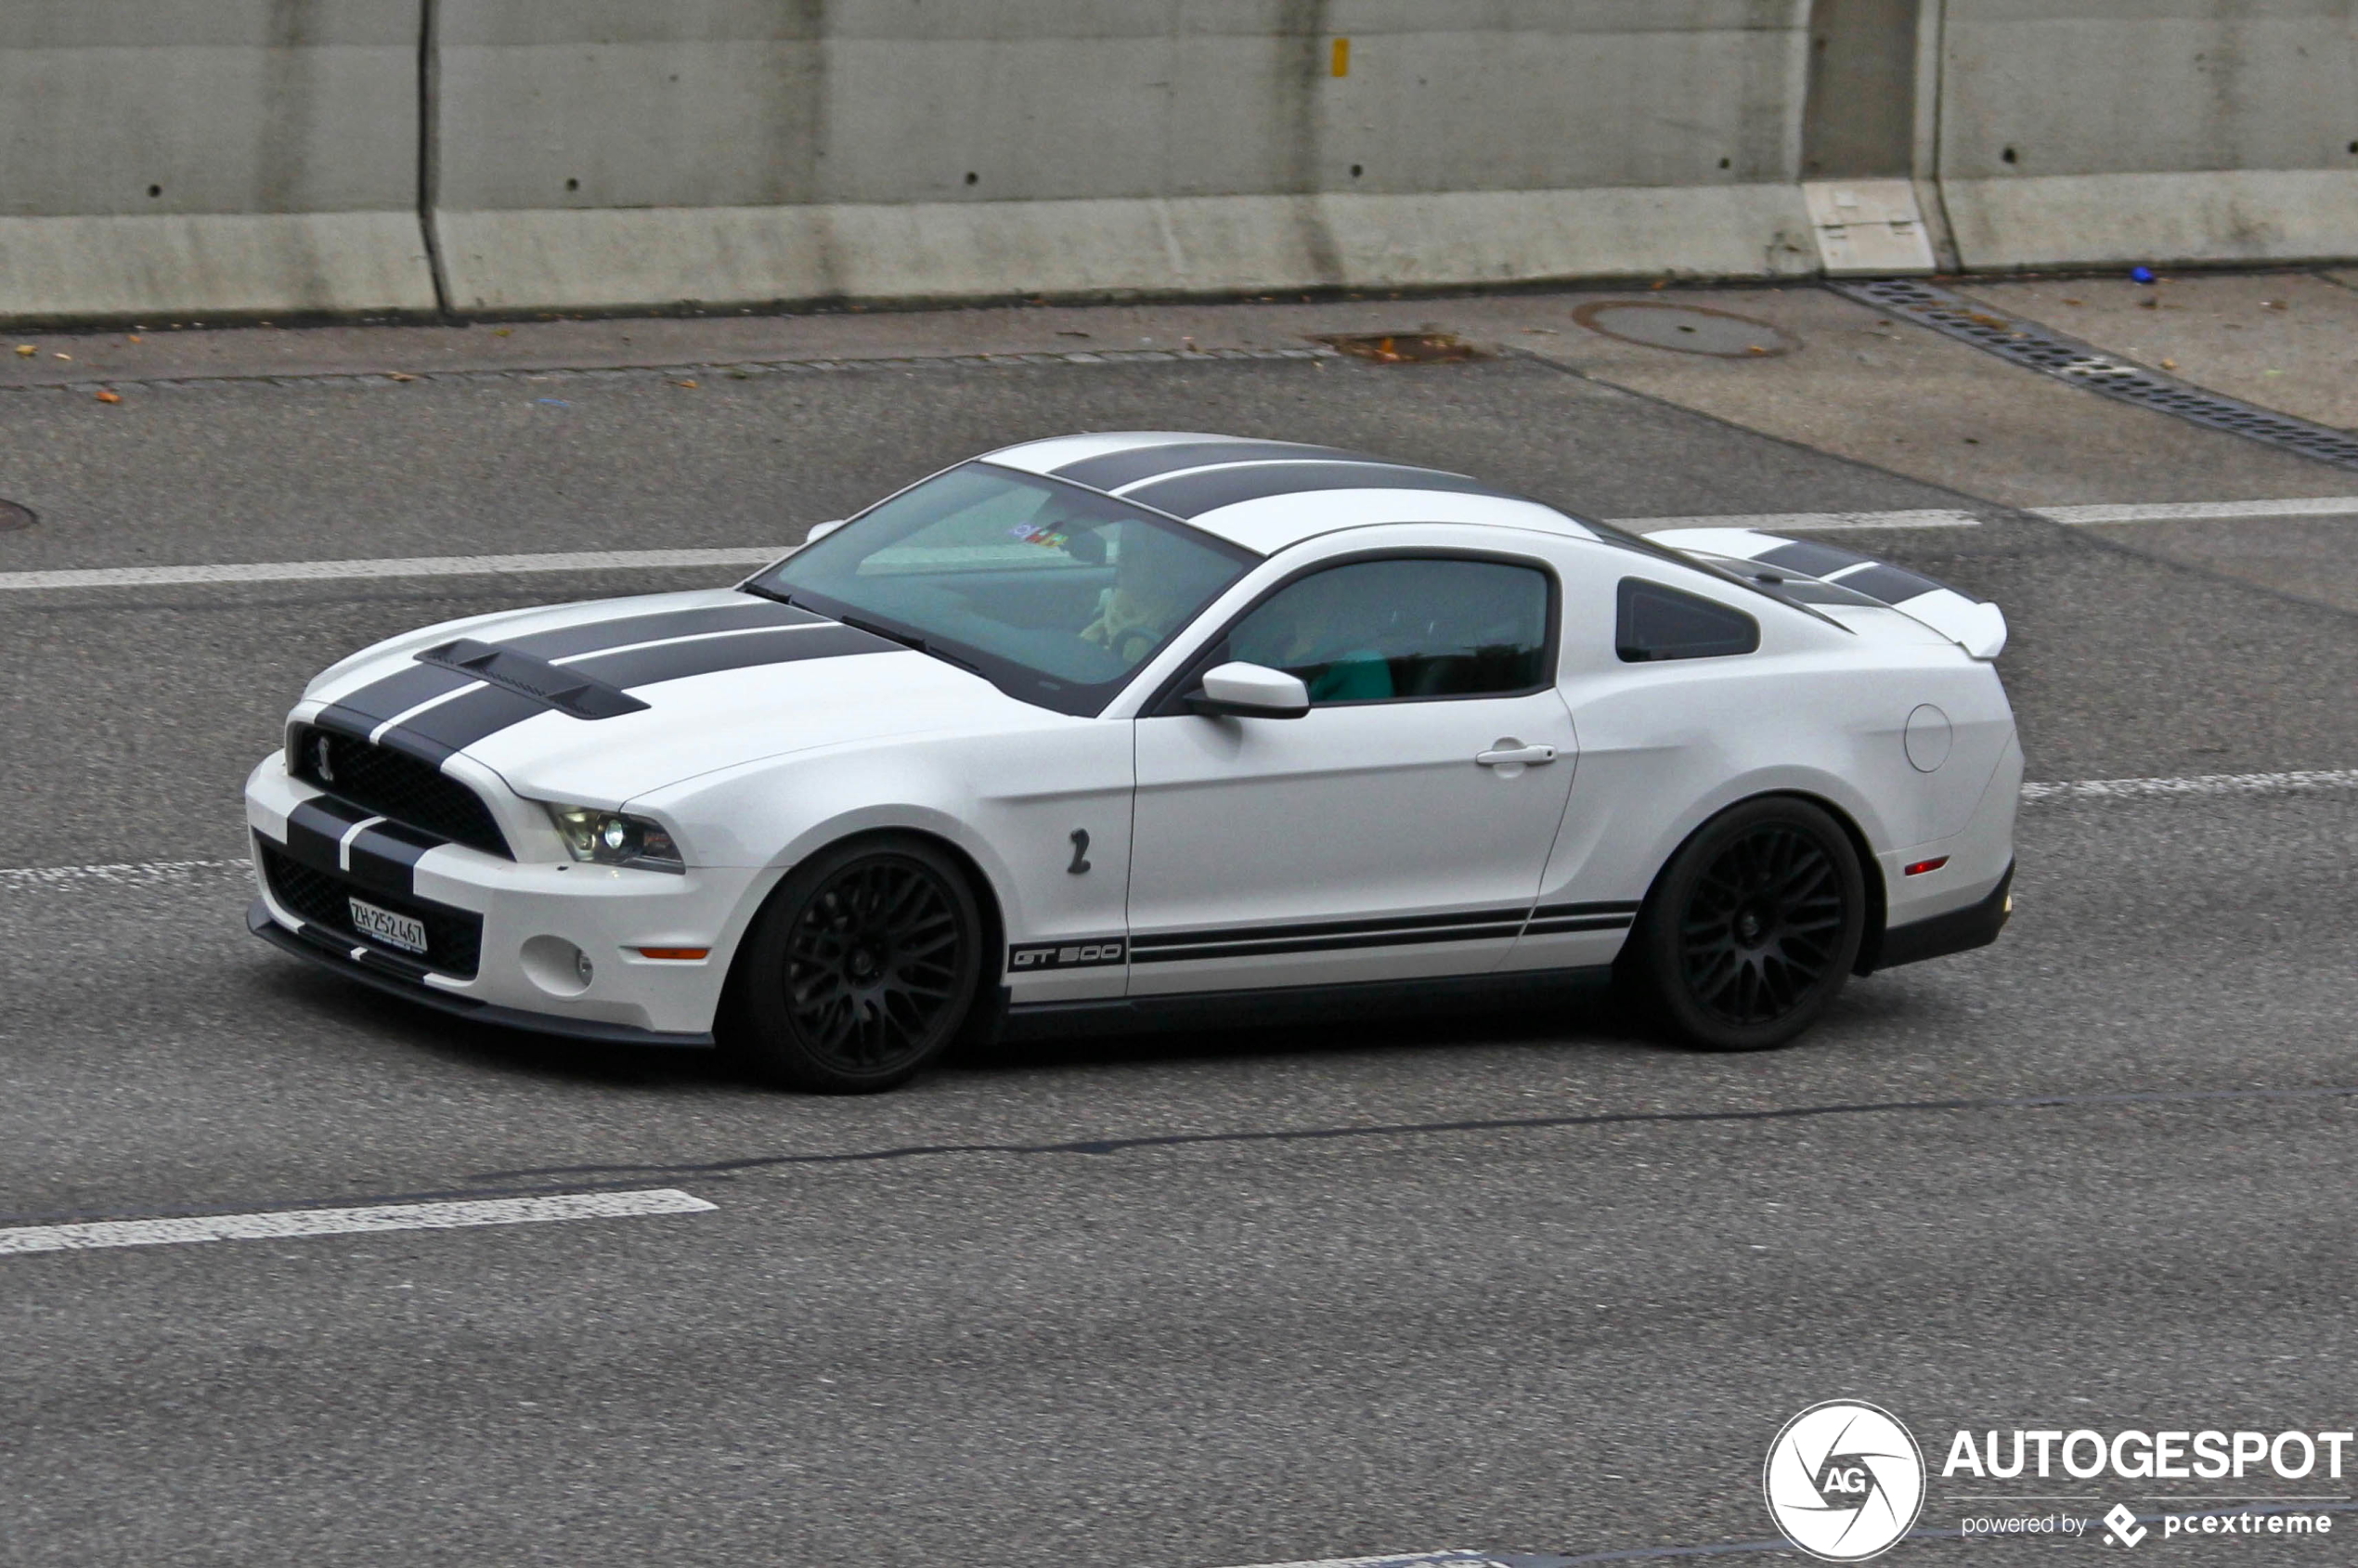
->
[1616,578,1760,662]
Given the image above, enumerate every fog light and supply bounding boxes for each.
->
[520,935,594,998]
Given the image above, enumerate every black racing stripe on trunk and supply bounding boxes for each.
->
[346,822,441,898]
[1131,904,1531,952]
[1121,460,1510,519]
[1130,921,1526,965]
[1051,440,1371,492]
[501,599,823,661]
[1834,562,1950,605]
[1756,540,1871,577]
[1531,900,1642,919]
[324,663,479,729]
[565,621,898,692]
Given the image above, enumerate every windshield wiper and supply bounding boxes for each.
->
[834,611,981,673]
[738,582,796,608]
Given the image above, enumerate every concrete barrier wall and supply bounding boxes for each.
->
[431,0,1823,311]
[4,2,2357,323]
[1938,0,2358,269]
[0,0,436,319]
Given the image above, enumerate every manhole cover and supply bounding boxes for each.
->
[0,499,34,532]
[1572,301,1797,358]
[1315,331,1486,363]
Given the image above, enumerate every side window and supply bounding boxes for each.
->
[1225,558,1551,704]
[1616,577,1760,662]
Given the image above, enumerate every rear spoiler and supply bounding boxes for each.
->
[1646,528,2007,660]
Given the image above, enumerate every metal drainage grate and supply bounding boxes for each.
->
[1833,278,2358,472]
[0,499,33,532]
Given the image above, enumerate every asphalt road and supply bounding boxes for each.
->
[3,314,2355,1567]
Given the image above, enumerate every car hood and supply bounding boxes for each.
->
[303,588,1028,805]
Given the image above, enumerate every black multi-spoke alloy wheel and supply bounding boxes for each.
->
[727,836,984,1093]
[1620,797,1867,1051]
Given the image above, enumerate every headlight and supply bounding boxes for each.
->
[545,806,685,872]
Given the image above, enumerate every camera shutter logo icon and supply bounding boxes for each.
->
[1764,1401,1926,1562]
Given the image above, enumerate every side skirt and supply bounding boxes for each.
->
[994,965,1617,1043]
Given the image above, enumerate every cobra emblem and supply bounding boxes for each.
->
[311,732,336,784]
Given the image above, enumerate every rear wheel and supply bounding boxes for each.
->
[726,836,983,1093]
[1620,797,1867,1051]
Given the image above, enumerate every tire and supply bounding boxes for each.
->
[724,835,985,1093]
[1618,796,1868,1052]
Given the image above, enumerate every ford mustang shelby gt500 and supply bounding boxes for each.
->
[247,433,2019,1091]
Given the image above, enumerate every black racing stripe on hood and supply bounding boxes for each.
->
[566,621,898,692]
[501,598,824,660]
[1050,440,1371,492]
[325,600,821,727]
[380,621,900,758]
[1121,460,1509,518]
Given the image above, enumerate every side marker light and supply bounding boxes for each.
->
[634,947,710,961]
[1902,856,1950,876]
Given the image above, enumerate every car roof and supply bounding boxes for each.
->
[982,431,1603,553]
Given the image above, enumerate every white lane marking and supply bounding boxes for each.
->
[0,858,250,890]
[2020,768,2358,802]
[9,497,2355,594]
[0,548,785,592]
[0,1188,717,1258]
[2034,497,2358,526]
[1208,1555,1493,1568]
[1629,508,1982,533]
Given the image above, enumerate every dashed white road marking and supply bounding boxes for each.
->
[0,1188,717,1258]
[0,548,785,592]
[2018,768,2358,802]
[1630,508,1982,533]
[7,497,2354,592]
[0,857,249,890]
[2033,497,2358,526]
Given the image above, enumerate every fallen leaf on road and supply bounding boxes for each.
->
[95,390,122,404]
[53,352,71,360]
[13,344,34,356]
[386,372,417,382]
[671,379,700,389]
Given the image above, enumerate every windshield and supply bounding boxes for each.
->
[746,461,1258,715]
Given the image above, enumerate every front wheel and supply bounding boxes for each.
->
[725,836,984,1093]
[1619,797,1867,1052]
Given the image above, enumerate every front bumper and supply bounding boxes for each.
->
[246,754,764,1041]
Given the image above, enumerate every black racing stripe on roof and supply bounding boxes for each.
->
[1121,460,1511,518]
[567,621,897,692]
[1050,440,1373,492]
[1833,563,1950,605]
[1756,540,1872,577]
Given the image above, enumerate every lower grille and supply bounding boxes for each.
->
[290,724,512,857]
[259,842,484,978]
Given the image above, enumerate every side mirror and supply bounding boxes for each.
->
[1187,661,1311,719]
[800,520,849,547]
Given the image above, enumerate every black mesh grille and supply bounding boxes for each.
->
[259,843,484,978]
[290,725,511,857]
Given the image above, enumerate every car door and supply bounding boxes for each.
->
[1127,552,1577,995]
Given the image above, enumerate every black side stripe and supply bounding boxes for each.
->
[1522,915,1637,937]
[1531,901,1642,920]
[1130,904,1534,951]
[1049,440,1372,492]
[1133,920,1528,964]
[1122,460,1511,519]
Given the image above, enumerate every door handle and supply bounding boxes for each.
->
[1476,744,1558,768]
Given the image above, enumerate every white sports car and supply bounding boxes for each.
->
[247,433,2020,1091]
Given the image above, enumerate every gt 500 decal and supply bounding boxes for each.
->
[1008,940,1126,970]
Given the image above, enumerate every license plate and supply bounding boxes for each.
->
[348,896,428,955]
